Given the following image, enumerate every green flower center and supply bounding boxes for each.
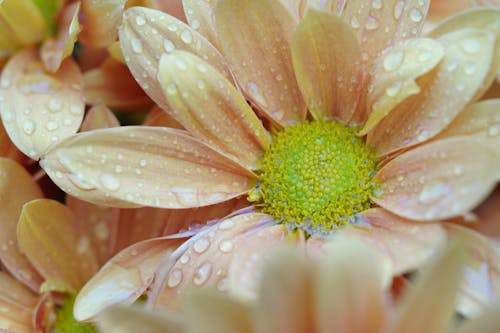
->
[52,296,96,333]
[249,121,378,236]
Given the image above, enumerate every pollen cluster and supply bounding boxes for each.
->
[249,121,378,235]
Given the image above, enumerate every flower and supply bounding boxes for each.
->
[61,0,500,321]
[96,238,500,333]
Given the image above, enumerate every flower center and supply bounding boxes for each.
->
[249,121,378,236]
[53,296,96,333]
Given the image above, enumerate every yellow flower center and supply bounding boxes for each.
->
[248,121,378,236]
[53,296,96,333]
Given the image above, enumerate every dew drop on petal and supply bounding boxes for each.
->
[49,98,62,112]
[409,8,423,22]
[180,30,193,44]
[46,121,59,131]
[191,19,200,29]
[246,81,268,108]
[350,16,360,29]
[135,14,146,26]
[193,262,213,286]
[67,173,96,190]
[365,15,379,30]
[22,119,36,135]
[218,240,233,253]
[460,38,481,54]
[99,173,121,191]
[163,39,175,53]
[131,38,143,53]
[218,219,234,230]
[167,23,178,31]
[383,50,404,71]
[418,181,451,204]
[372,0,383,9]
[193,237,210,253]
[393,1,405,20]
[167,269,183,288]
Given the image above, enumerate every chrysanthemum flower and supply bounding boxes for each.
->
[53,0,499,321]
[97,238,500,333]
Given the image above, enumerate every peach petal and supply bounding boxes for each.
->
[385,241,466,333]
[158,51,271,170]
[291,9,364,123]
[66,195,121,266]
[74,235,185,321]
[445,224,500,317]
[0,121,27,167]
[368,28,495,156]
[119,6,231,117]
[360,38,445,135]
[373,137,499,221]
[215,0,306,126]
[41,126,256,208]
[79,0,127,48]
[0,271,38,333]
[150,213,274,310]
[40,2,81,73]
[182,0,219,48]
[433,99,500,142]
[341,0,429,69]
[143,105,184,129]
[279,0,308,19]
[83,57,153,112]
[97,306,184,333]
[343,208,447,274]
[315,236,385,333]
[17,199,100,293]
[0,158,43,292]
[0,48,84,160]
[33,293,55,333]
[80,104,121,132]
[474,187,500,242]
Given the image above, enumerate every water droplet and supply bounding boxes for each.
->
[68,173,96,190]
[418,181,451,204]
[365,15,379,30]
[350,16,360,29]
[246,81,267,107]
[191,19,200,29]
[409,8,423,22]
[94,222,109,240]
[453,164,464,176]
[70,105,81,115]
[418,51,432,62]
[196,79,206,89]
[167,23,178,31]
[196,63,207,72]
[218,240,233,253]
[372,0,383,9]
[217,277,228,291]
[135,14,146,26]
[447,59,459,72]
[417,130,430,142]
[99,173,121,191]
[193,262,213,285]
[218,219,234,230]
[179,254,190,264]
[22,119,36,135]
[488,125,499,136]
[193,237,210,253]
[166,82,177,95]
[175,58,188,70]
[385,81,402,97]
[180,30,193,44]
[461,38,480,54]
[383,50,404,71]
[167,269,183,288]
[464,62,477,75]
[77,237,90,254]
[139,159,147,167]
[2,110,14,123]
[46,121,59,131]
[49,98,62,112]
[456,81,466,91]
[393,1,405,19]
[163,39,175,53]
[131,38,143,53]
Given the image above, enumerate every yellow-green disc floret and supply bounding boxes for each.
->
[249,121,378,236]
[52,296,96,333]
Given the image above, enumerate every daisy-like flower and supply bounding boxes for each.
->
[59,0,500,321]
[97,238,500,333]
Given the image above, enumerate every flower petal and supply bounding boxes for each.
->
[0,271,38,333]
[0,48,84,160]
[83,57,153,112]
[143,105,184,129]
[291,9,363,123]
[360,38,445,135]
[445,224,500,317]
[456,304,500,333]
[343,208,446,274]
[0,158,43,292]
[40,126,256,208]
[150,213,274,310]
[119,6,230,116]
[74,235,185,321]
[158,50,271,170]
[40,2,81,73]
[368,28,496,156]
[316,236,385,333]
[373,137,499,221]
[79,0,126,48]
[340,0,429,68]
[182,0,219,48]
[215,0,306,125]
[17,199,100,293]
[385,241,466,333]
[80,104,121,132]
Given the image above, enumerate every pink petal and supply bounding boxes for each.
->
[80,104,121,132]
[215,0,306,125]
[182,0,219,48]
[158,50,271,170]
[373,137,499,221]
[143,105,184,129]
[41,126,256,208]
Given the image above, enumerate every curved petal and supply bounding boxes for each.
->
[143,105,184,129]
[373,137,499,221]
[158,50,271,170]
[0,158,43,292]
[340,0,429,68]
[0,48,84,160]
[74,235,186,321]
[79,0,126,48]
[119,7,231,116]
[216,0,306,125]
[150,213,274,310]
[360,38,445,135]
[474,187,500,242]
[343,208,447,274]
[368,28,496,156]
[83,57,153,112]
[182,0,219,48]
[40,126,257,208]
[0,271,38,333]
[17,199,100,293]
[80,104,121,132]
[291,9,363,123]
[40,2,81,73]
